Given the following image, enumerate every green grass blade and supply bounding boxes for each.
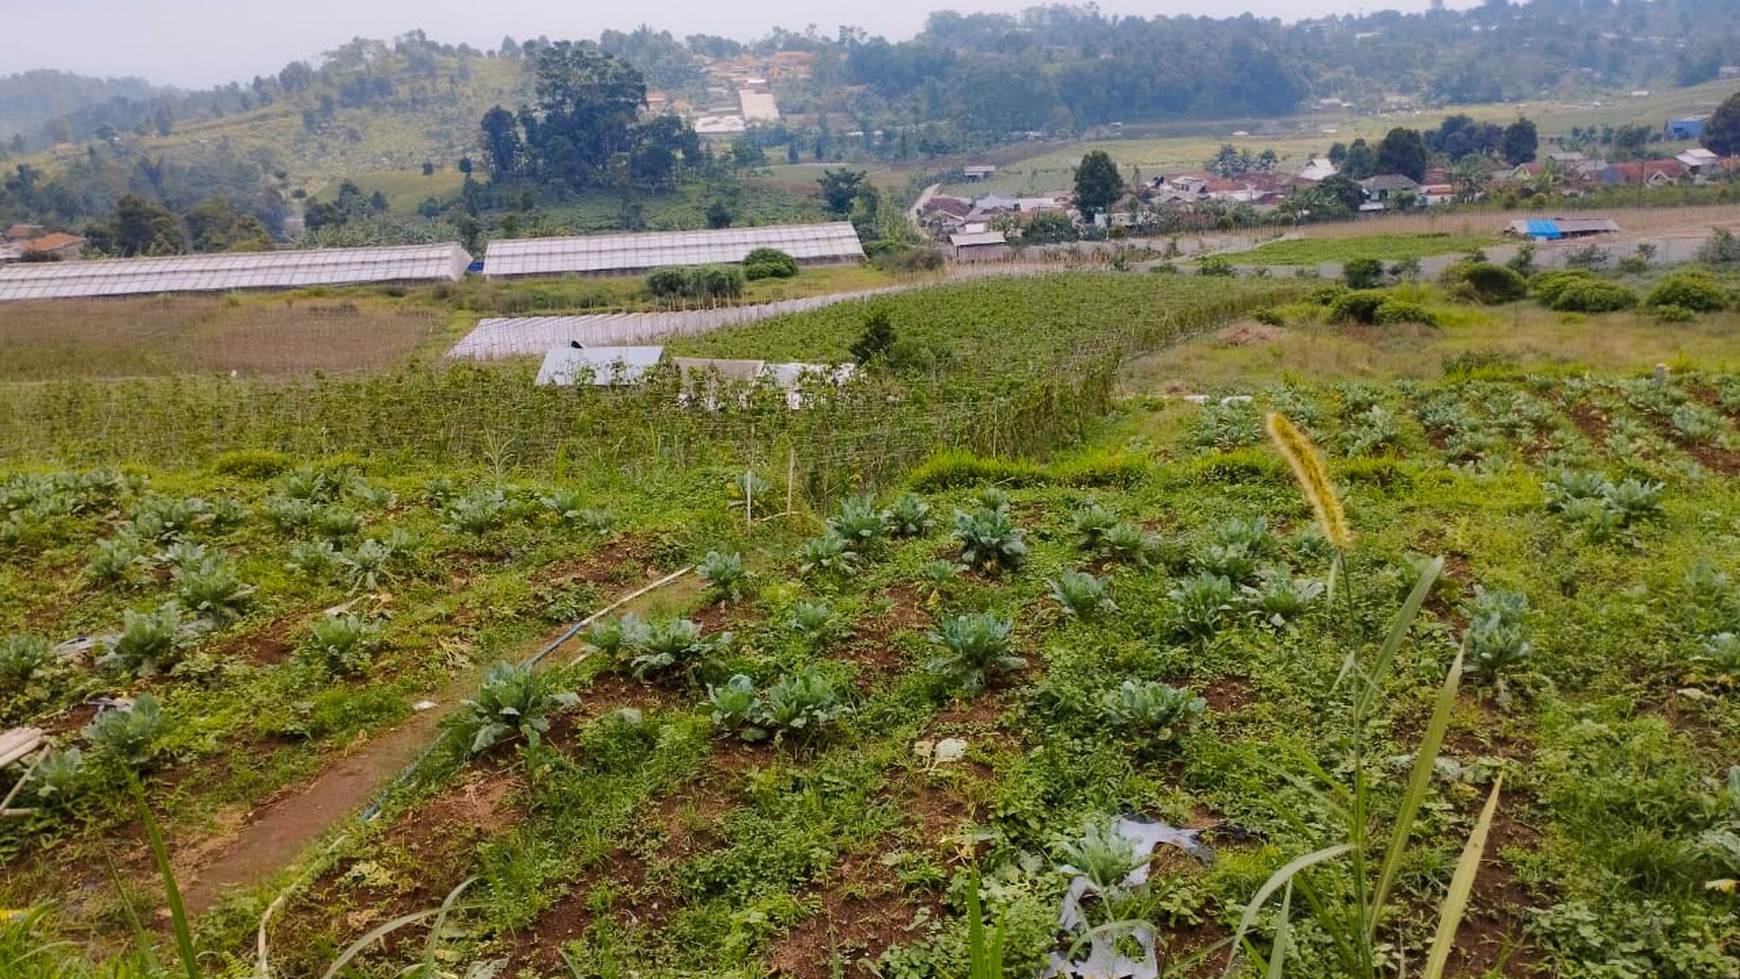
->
[1423,773,1505,979]
[318,906,454,979]
[105,850,164,977]
[1223,843,1353,978]
[1371,646,1466,940]
[1357,557,1442,716]
[129,774,201,979]
[420,877,478,977]
[1266,882,1293,979]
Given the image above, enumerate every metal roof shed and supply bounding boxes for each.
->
[535,346,665,386]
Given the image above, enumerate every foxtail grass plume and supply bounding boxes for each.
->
[1265,412,1352,550]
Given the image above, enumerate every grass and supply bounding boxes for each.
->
[1122,285,1740,392]
[1226,233,1502,267]
[5,270,1740,979]
[0,294,462,382]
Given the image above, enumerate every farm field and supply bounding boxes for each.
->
[3,265,1740,978]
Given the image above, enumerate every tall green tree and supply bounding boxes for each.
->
[1073,150,1123,216]
[105,194,185,256]
[1500,118,1539,165]
[1705,91,1740,157]
[1374,127,1428,181]
[818,168,867,218]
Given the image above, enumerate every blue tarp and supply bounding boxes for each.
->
[1526,219,1562,240]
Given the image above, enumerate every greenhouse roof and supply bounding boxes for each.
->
[0,243,472,302]
[482,223,865,277]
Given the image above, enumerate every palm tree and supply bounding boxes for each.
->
[1449,157,1490,204]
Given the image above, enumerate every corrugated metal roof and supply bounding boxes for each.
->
[0,243,472,302]
[483,223,865,277]
[535,346,665,386]
[949,232,1008,247]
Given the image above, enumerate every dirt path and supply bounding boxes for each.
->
[182,675,471,915]
[181,569,694,917]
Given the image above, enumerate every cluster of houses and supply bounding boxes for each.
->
[647,51,808,136]
[919,140,1737,255]
[0,224,85,264]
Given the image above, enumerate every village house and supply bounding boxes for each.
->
[948,230,1011,262]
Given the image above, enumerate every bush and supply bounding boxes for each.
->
[1646,270,1727,312]
[1375,299,1438,326]
[908,449,1044,491]
[741,247,799,280]
[212,449,293,479]
[1343,257,1385,289]
[1328,290,1389,324]
[1550,279,1638,313]
[645,265,745,302]
[1443,261,1528,304]
[1252,307,1285,327]
[1696,228,1740,265]
[1197,256,1235,277]
[869,243,944,273]
[1529,269,1597,306]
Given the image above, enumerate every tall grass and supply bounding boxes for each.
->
[1225,414,1505,978]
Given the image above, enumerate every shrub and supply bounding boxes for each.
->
[1444,261,1528,304]
[1197,256,1235,277]
[1329,290,1389,324]
[952,506,1027,573]
[1343,257,1385,289]
[1100,680,1206,745]
[1655,304,1699,323]
[1375,299,1438,326]
[1506,243,1536,277]
[1529,269,1598,306]
[1562,244,1610,270]
[212,449,293,479]
[1550,279,1638,313]
[908,448,1044,490]
[646,264,745,302]
[1696,227,1740,265]
[302,613,383,676]
[1646,270,1727,312]
[100,604,186,675]
[927,613,1022,694]
[742,247,799,280]
[1049,570,1117,618]
[698,550,751,602]
[1252,307,1285,327]
[454,662,579,754]
[82,695,167,768]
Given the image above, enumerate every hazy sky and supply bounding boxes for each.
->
[5,0,1463,89]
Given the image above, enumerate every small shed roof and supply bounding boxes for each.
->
[674,357,766,382]
[949,231,1008,247]
[1361,174,1423,192]
[535,346,665,386]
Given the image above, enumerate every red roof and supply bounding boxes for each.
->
[21,233,83,253]
[1608,159,1685,182]
[922,197,973,218]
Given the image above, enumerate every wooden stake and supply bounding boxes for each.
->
[786,446,796,515]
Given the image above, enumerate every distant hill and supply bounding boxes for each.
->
[0,70,165,143]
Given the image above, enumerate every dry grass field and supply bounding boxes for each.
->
[0,295,453,381]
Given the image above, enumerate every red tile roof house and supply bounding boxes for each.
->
[20,232,87,261]
[1594,159,1686,186]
